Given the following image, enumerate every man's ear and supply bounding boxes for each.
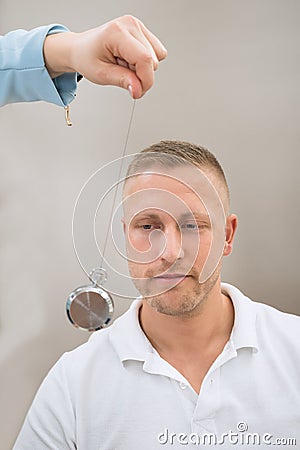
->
[223,214,238,256]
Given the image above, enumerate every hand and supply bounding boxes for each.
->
[44,15,167,99]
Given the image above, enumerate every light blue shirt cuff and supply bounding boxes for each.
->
[0,24,78,107]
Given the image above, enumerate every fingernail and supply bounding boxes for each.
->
[128,85,133,98]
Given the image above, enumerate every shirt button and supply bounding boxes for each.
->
[179,382,187,390]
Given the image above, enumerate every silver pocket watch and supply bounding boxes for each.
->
[66,268,114,332]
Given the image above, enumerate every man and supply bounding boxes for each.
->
[14,140,300,449]
[0,15,167,116]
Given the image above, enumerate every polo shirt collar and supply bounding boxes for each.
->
[109,298,192,384]
[222,283,259,352]
[109,283,259,365]
[109,297,152,363]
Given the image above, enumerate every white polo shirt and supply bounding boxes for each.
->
[14,283,300,450]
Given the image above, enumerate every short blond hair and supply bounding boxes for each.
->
[126,140,230,211]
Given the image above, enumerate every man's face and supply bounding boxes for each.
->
[122,164,232,316]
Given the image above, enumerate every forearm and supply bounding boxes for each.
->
[0,15,167,108]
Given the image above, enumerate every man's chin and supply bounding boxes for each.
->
[146,299,199,317]
[143,290,200,316]
[137,275,193,299]
[140,271,221,317]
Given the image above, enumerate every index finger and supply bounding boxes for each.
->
[117,34,156,95]
[138,21,167,62]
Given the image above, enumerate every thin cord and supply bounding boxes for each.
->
[100,99,136,269]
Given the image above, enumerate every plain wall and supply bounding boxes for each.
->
[0,1,299,448]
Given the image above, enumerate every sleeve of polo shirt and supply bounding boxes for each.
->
[0,25,78,107]
[13,355,76,449]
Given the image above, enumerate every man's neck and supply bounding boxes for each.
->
[139,281,234,358]
[138,281,234,393]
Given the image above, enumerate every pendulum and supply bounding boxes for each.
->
[66,99,136,331]
[66,268,114,331]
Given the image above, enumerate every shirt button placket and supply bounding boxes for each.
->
[191,369,220,436]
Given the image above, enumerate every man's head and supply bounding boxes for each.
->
[122,140,237,317]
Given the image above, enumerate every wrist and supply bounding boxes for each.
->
[43,31,77,78]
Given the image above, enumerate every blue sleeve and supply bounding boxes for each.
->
[0,24,78,107]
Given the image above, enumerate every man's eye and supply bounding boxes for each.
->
[141,224,153,230]
[186,223,198,229]
[181,222,206,231]
[136,224,161,231]
[181,222,197,229]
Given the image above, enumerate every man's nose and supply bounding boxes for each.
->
[160,227,184,263]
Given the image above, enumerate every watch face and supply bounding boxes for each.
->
[66,286,114,331]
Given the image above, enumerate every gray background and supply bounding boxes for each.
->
[0,0,299,448]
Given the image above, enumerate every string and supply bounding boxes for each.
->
[99,99,136,270]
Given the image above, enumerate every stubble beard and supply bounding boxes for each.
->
[130,264,221,318]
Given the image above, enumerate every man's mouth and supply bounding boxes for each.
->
[152,273,191,283]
